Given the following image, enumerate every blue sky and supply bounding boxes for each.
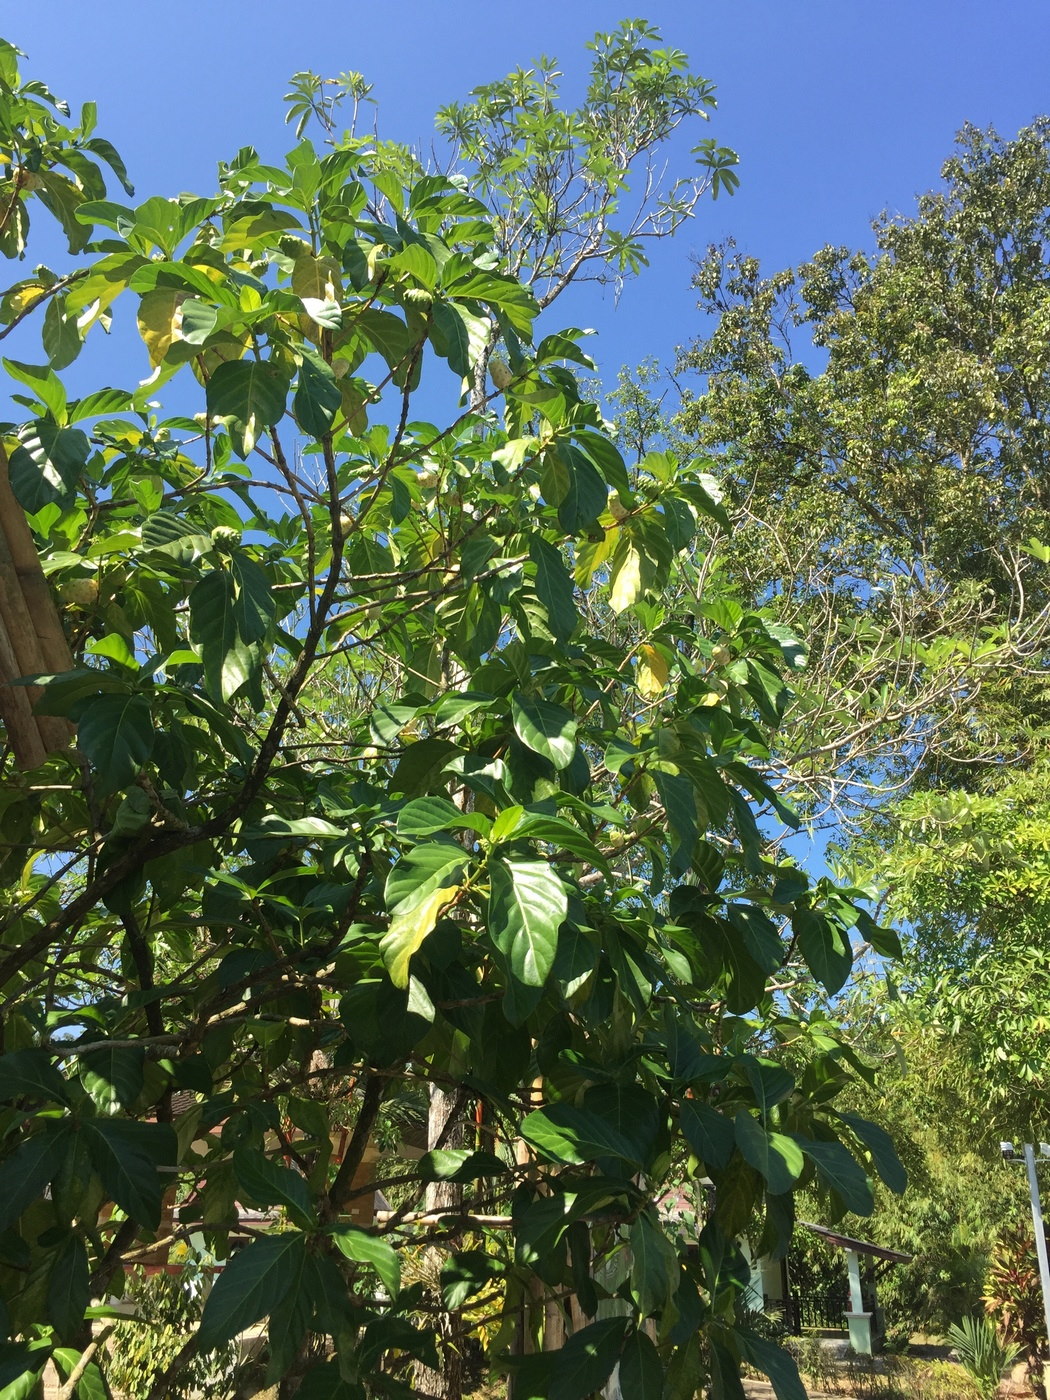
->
[10,1,1050,388]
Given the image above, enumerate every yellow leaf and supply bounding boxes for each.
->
[574,527,615,588]
[609,543,642,614]
[637,645,669,698]
[380,885,460,988]
[136,288,185,368]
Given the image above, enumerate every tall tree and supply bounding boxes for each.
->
[674,119,1050,820]
[0,35,900,1400]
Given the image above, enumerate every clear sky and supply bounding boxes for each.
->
[9,0,1050,388]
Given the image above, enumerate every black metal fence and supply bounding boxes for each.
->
[767,1288,851,1334]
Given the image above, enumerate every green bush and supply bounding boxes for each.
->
[107,1268,241,1400]
[946,1316,1020,1400]
[895,1359,983,1400]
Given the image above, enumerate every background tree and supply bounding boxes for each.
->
[673,119,1050,821]
[0,34,899,1400]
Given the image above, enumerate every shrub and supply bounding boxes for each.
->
[896,1359,983,1400]
[107,1267,240,1400]
[946,1315,1020,1399]
[983,1225,1048,1367]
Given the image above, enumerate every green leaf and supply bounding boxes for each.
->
[440,1252,501,1309]
[240,816,344,840]
[8,420,89,512]
[3,360,67,421]
[79,1045,145,1114]
[529,536,577,641]
[294,353,341,437]
[205,358,289,457]
[75,693,154,794]
[618,1330,663,1400]
[42,294,84,371]
[189,570,258,703]
[798,1137,874,1216]
[329,1226,400,1297]
[197,1232,306,1350]
[629,1210,678,1317]
[0,1050,69,1105]
[548,1317,628,1400]
[396,796,487,838]
[229,553,276,644]
[738,1332,807,1400]
[734,1112,804,1195]
[233,1148,316,1229]
[838,1112,907,1194]
[381,881,461,988]
[793,909,853,995]
[47,1234,88,1341]
[510,694,577,770]
[418,1149,507,1183]
[744,1059,795,1116]
[431,300,489,380]
[0,1342,52,1399]
[521,1104,641,1168]
[680,1100,736,1170]
[82,1119,177,1229]
[385,842,466,913]
[0,1126,70,1232]
[83,136,135,196]
[356,308,415,376]
[489,856,566,989]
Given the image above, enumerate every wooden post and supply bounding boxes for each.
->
[0,444,74,765]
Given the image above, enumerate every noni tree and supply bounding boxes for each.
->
[0,35,901,1400]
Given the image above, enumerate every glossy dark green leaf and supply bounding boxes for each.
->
[206,358,289,457]
[197,1232,306,1350]
[0,1050,69,1105]
[548,1317,629,1400]
[489,855,566,989]
[229,552,276,644]
[528,535,577,641]
[189,570,257,703]
[793,909,853,995]
[838,1112,907,1194]
[47,1234,88,1341]
[798,1137,874,1216]
[79,1045,145,1113]
[294,353,341,437]
[82,1119,177,1229]
[386,841,467,912]
[734,1111,804,1195]
[0,1342,52,1398]
[680,1099,736,1169]
[744,1059,795,1116]
[440,1251,502,1309]
[522,1104,641,1168]
[629,1210,678,1317]
[329,1226,400,1297]
[418,1149,508,1182]
[510,694,577,770]
[0,1126,70,1232]
[233,1148,316,1229]
[618,1330,663,1400]
[73,693,154,794]
[8,420,89,511]
[738,1331,807,1400]
[431,300,488,379]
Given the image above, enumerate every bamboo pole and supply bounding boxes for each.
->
[0,444,74,765]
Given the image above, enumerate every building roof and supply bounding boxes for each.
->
[801,1221,913,1264]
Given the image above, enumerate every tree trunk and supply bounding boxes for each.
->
[414,1085,467,1400]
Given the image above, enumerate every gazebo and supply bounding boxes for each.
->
[746,1221,912,1356]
